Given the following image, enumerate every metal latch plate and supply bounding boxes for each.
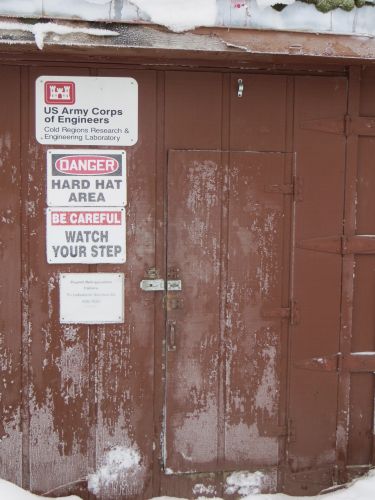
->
[167,280,182,291]
[140,279,165,291]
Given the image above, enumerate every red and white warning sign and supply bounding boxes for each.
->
[46,207,126,264]
[47,149,126,206]
[36,75,138,146]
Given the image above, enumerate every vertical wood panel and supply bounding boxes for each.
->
[0,65,22,486]
[27,66,91,496]
[348,136,375,465]
[225,152,290,469]
[165,150,222,473]
[286,76,347,494]
[94,68,157,499]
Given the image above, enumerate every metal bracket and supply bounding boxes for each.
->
[140,279,165,291]
[167,280,182,291]
[237,78,244,98]
[164,296,184,310]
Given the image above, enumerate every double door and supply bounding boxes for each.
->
[160,71,375,495]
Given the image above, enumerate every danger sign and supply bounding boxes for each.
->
[47,207,126,264]
[47,149,126,207]
[36,76,138,146]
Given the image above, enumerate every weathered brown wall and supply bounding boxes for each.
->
[0,59,375,499]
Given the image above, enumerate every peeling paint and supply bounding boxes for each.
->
[29,394,88,492]
[254,345,278,416]
[173,397,218,466]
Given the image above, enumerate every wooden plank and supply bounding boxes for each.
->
[94,67,157,499]
[0,65,22,486]
[335,66,360,480]
[224,151,291,468]
[286,75,347,495]
[347,66,375,468]
[27,65,91,496]
[165,149,222,473]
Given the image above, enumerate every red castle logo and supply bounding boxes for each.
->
[45,81,75,105]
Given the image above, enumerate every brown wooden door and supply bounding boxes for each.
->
[164,149,293,474]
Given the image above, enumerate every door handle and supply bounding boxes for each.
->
[167,321,177,352]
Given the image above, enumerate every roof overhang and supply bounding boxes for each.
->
[0,20,375,67]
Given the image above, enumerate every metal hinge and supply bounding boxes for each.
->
[265,175,302,201]
[297,234,375,255]
[300,116,345,135]
[260,300,299,325]
[259,418,295,442]
[345,115,375,137]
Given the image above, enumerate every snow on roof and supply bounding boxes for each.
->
[1,0,375,36]
[0,20,117,49]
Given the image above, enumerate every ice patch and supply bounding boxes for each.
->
[87,445,142,495]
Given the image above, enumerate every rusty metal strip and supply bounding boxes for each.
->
[299,115,375,137]
[335,65,361,480]
[297,236,342,254]
[344,235,375,254]
[261,307,291,319]
[295,353,375,372]
[297,234,375,255]
[347,116,375,137]
[300,117,345,135]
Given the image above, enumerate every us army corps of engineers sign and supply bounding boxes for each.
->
[36,76,138,146]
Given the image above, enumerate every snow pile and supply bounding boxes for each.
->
[87,445,142,495]
[0,21,118,49]
[225,471,266,496]
[241,468,375,499]
[129,0,217,32]
[0,478,82,499]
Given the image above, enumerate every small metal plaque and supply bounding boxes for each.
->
[140,279,165,291]
[60,273,124,324]
[167,280,182,291]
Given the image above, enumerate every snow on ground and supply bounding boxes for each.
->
[0,478,82,499]
[1,468,375,499]
[150,469,375,499]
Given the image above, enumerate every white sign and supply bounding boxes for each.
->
[47,207,126,264]
[47,149,126,207]
[36,76,138,146]
[60,273,124,324]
